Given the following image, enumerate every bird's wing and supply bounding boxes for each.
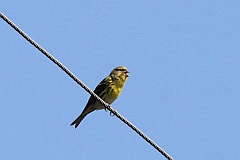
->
[86,76,112,106]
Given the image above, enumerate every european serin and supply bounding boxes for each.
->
[71,66,129,128]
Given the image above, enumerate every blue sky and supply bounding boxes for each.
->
[1,1,239,159]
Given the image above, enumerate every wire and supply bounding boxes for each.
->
[0,12,174,160]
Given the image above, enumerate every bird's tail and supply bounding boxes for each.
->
[70,113,87,128]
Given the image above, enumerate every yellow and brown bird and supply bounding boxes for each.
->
[71,66,129,128]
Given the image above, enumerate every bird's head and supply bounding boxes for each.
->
[110,66,129,82]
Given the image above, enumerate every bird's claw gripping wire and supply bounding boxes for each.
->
[110,111,115,117]
[104,106,115,117]
[110,108,116,117]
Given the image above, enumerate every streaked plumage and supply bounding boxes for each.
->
[71,66,129,128]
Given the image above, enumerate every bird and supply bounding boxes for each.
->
[70,66,129,128]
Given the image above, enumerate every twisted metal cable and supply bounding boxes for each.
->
[0,12,174,160]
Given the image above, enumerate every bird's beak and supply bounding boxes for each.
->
[124,70,130,77]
